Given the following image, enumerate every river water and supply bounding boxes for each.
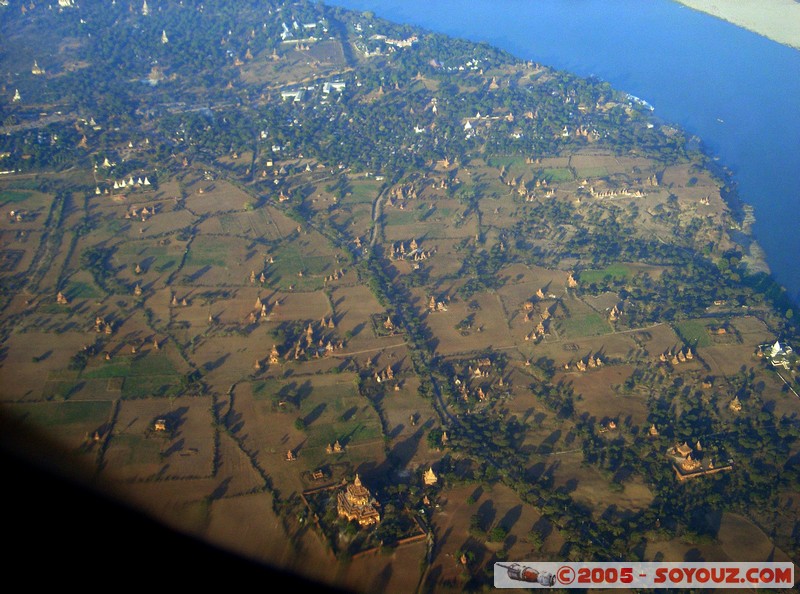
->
[324,0,800,301]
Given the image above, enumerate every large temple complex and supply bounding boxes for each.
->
[668,441,733,481]
[337,474,380,527]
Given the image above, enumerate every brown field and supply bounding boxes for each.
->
[38,230,74,293]
[215,432,264,497]
[496,268,572,311]
[120,476,219,534]
[0,230,40,273]
[183,180,254,216]
[229,374,386,497]
[181,234,262,286]
[331,203,373,241]
[582,290,622,314]
[424,482,565,592]
[730,315,774,342]
[103,395,215,481]
[191,334,275,385]
[330,285,386,350]
[239,40,348,87]
[204,492,335,574]
[539,331,640,367]
[570,153,657,179]
[380,374,443,469]
[562,364,650,426]
[0,331,90,400]
[128,207,197,237]
[335,540,427,594]
[701,344,761,376]
[757,368,800,419]
[197,207,294,240]
[198,287,276,324]
[547,451,654,518]
[632,323,683,358]
[268,290,332,321]
[383,198,479,241]
[0,190,54,230]
[3,399,113,458]
[407,239,468,280]
[644,512,792,563]
[425,292,514,356]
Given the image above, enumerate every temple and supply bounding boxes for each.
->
[423,467,438,486]
[337,474,380,527]
[667,441,732,481]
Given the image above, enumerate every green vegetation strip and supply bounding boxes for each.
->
[575,166,609,179]
[542,167,575,182]
[559,313,612,337]
[674,319,713,347]
[579,263,633,284]
[0,190,32,203]
[6,401,112,427]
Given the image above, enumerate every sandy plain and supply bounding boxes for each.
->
[675,0,800,49]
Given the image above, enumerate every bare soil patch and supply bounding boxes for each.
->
[547,451,654,518]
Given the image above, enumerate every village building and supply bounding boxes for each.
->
[337,474,380,527]
[729,395,743,412]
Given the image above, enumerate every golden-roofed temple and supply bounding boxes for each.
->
[668,441,731,481]
[423,466,438,486]
[337,474,380,527]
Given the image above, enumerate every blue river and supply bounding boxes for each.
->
[324,0,800,302]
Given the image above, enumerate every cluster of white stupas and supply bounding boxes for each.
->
[113,176,151,189]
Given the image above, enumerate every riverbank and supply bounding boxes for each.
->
[674,0,800,50]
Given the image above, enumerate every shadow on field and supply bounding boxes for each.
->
[204,354,229,371]
[499,504,522,535]
[340,406,357,422]
[386,427,425,469]
[477,499,496,532]
[369,565,393,593]
[384,422,402,439]
[684,548,704,561]
[533,516,553,540]
[303,402,326,426]
[210,476,232,500]
[163,438,185,457]
[436,526,453,554]
[187,265,211,282]
[423,566,442,592]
